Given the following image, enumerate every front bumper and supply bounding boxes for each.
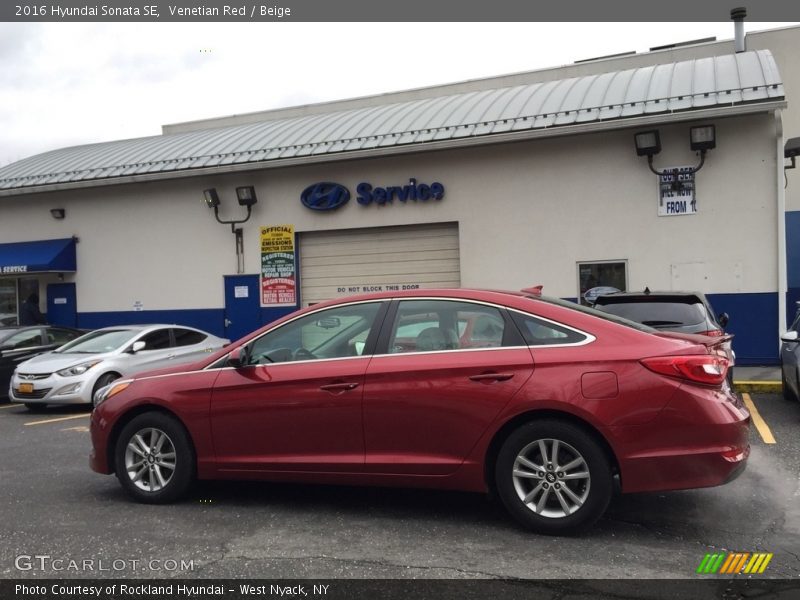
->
[9,374,94,405]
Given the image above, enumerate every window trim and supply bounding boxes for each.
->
[374,298,527,357]
[206,299,390,370]
[507,308,596,349]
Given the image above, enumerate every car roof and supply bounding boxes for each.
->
[594,291,706,304]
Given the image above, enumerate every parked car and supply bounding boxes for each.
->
[0,313,18,326]
[780,302,800,401]
[9,324,228,410]
[592,289,734,383]
[0,325,84,400]
[89,289,748,534]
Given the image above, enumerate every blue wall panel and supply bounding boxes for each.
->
[78,309,226,338]
[706,292,778,365]
[75,293,780,364]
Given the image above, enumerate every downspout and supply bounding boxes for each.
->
[776,111,787,341]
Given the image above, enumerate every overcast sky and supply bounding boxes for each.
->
[0,21,796,166]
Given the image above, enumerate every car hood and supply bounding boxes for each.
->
[126,357,210,382]
[17,352,112,373]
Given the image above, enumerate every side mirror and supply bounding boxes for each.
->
[717,312,729,328]
[227,347,247,368]
[781,330,799,343]
[129,341,146,354]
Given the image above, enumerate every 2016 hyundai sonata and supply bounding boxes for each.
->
[89,289,749,534]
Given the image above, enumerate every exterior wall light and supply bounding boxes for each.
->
[203,188,220,208]
[786,137,800,171]
[203,186,259,274]
[634,124,716,180]
[50,208,66,219]
[634,130,661,157]
[236,186,258,207]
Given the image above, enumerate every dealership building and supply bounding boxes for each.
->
[0,24,798,364]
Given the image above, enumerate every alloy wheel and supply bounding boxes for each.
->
[511,438,591,519]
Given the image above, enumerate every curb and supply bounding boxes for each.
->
[733,381,782,394]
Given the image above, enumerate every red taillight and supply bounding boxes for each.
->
[641,355,730,386]
[698,329,724,337]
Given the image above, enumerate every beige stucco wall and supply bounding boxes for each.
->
[0,111,778,312]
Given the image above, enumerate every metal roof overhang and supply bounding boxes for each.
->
[0,100,784,198]
[0,238,77,273]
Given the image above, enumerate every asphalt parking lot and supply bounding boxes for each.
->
[0,394,798,582]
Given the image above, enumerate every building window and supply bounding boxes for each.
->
[0,280,18,325]
[577,261,627,306]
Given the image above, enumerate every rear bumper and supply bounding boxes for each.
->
[613,386,751,494]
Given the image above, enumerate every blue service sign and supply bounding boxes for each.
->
[300,182,351,211]
[300,179,445,211]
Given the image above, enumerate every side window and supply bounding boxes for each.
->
[48,328,81,344]
[245,302,382,365]
[387,300,506,354]
[4,330,43,349]
[510,312,587,346]
[138,329,172,350]
[173,328,207,347]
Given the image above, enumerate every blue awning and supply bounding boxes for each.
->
[0,238,77,274]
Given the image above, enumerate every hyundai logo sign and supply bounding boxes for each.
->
[301,178,445,211]
[300,182,351,211]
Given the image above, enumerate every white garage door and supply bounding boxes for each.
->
[299,223,460,306]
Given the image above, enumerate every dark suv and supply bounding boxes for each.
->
[592,290,733,381]
[592,290,729,336]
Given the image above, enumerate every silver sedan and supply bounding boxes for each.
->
[9,324,228,410]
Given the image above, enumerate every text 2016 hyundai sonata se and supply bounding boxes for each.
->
[90,289,750,534]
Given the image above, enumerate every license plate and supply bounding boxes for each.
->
[18,383,34,394]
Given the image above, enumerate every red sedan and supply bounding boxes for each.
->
[89,289,749,534]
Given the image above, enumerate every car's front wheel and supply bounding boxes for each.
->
[114,412,195,503]
[495,420,613,534]
[782,369,799,402]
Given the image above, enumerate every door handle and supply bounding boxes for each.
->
[469,372,514,383]
[319,382,360,393]
[224,318,232,327]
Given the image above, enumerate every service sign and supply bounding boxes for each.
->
[260,225,297,307]
[657,166,697,217]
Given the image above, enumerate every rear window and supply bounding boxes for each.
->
[594,301,707,327]
[526,295,657,333]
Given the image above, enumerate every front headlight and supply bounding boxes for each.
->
[56,360,102,377]
[93,379,133,407]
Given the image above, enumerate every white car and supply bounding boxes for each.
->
[9,324,228,410]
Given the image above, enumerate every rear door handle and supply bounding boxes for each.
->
[469,373,514,383]
[319,382,360,393]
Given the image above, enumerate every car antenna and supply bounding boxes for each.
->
[644,286,651,295]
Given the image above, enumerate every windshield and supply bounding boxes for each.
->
[55,329,140,354]
[529,295,658,333]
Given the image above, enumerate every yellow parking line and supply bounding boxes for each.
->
[742,393,776,444]
[24,413,90,426]
[0,404,21,410]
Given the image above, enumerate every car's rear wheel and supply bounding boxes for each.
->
[114,412,195,503]
[495,420,613,534]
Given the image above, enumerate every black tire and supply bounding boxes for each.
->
[495,420,613,535]
[24,403,48,412]
[114,412,195,503]
[92,372,120,404]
